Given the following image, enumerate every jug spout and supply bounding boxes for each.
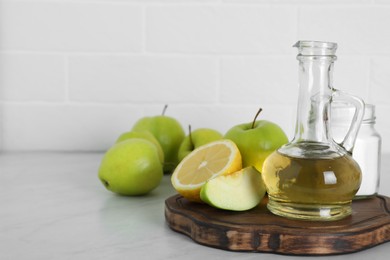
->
[293,40,338,56]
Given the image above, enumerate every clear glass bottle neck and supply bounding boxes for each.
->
[280,41,365,158]
[291,56,335,144]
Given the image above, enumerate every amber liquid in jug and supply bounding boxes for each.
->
[263,150,362,217]
[262,41,365,221]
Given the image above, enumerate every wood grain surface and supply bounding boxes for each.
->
[165,194,390,255]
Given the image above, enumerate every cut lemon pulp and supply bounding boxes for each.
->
[171,139,242,202]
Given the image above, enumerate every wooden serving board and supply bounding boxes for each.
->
[165,194,390,255]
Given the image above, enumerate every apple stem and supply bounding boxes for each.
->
[188,125,194,149]
[162,104,168,116]
[251,108,263,129]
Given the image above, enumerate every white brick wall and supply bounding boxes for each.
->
[1,2,143,52]
[0,0,390,153]
[68,55,218,103]
[0,53,66,101]
[146,5,297,54]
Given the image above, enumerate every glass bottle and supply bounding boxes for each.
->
[262,41,365,221]
[331,104,381,199]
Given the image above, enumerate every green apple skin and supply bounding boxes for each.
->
[132,116,185,173]
[224,120,288,172]
[98,139,163,196]
[177,128,223,162]
[200,167,266,211]
[115,131,164,163]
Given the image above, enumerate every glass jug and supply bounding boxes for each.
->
[262,41,365,221]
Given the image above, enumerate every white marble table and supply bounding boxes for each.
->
[1,152,389,260]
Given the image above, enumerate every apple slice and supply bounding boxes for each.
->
[200,167,266,211]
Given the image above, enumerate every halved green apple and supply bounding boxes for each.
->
[200,166,266,211]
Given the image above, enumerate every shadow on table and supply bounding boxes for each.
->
[97,176,177,238]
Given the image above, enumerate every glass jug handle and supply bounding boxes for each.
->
[331,89,365,154]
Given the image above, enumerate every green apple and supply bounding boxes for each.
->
[132,105,185,173]
[224,108,288,172]
[200,167,266,211]
[115,130,164,163]
[98,139,163,196]
[177,126,223,161]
